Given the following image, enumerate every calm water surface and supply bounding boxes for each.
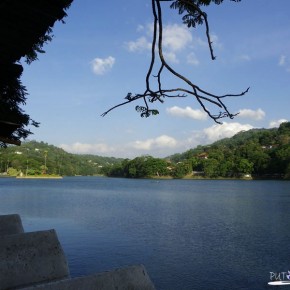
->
[0,177,290,289]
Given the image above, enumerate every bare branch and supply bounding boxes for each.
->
[102,0,247,123]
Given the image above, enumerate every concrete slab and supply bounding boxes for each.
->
[0,214,24,235]
[0,229,70,290]
[20,264,156,290]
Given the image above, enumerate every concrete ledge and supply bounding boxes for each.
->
[0,214,24,235]
[20,265,156,290]
[0,229,70,290]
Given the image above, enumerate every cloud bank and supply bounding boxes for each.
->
[131,135,177,151]
[60,122,257,158]
[60,142,114,155]
[203,122,253,143]
[269,119,288,128]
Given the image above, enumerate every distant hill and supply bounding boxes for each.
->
[1,122,289,179]
[166,121,290,179]
[0,140,123,176]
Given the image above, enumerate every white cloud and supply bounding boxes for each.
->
[125,36,151,52]
[60,122,261,158]
[60,135,178,158]
[132,135,178,150]
[162,24,193,52]
[203,122,253,143]
[238,108,265,120]
[187,52,200,66]
[91,56,115,75]
[167,106,207,120]
[60,142,114,155]
[125,23,193,55]
[269,119,288,128]
[125,23,219,67]
[163,51,179,64]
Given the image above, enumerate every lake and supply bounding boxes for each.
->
[0,177,290,289]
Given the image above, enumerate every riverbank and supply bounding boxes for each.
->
[16,175,63,179]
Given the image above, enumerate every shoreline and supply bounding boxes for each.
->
[16,175,63,179]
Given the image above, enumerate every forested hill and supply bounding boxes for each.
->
[0,140,123,176]
[1,122,289,179]
[106,122,290,179]
[166,121,290,179]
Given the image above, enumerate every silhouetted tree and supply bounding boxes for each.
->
[0,1,72,146]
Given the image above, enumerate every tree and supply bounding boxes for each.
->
[235,158,253,175]
[0,1,73,146]
[7,167,19,177]
[203,158,219,177]
[102,0,247,124]
[43,150,48,174]
[173,161,191,178]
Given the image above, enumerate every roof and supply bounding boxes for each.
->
[0,0,73,146]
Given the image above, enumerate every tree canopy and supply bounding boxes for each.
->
[104,122,290,180]
[0,0,72,146]
[1,122,289,179]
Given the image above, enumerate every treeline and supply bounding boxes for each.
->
[1,122,289,179]
[0,140,122,176]
[103,122,290,179]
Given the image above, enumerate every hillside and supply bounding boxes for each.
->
[1,122,289,179]
[0,140,123,176]
[103,122,290,179]
[166,122,290,179]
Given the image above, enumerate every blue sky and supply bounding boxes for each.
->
[22,0,290,158]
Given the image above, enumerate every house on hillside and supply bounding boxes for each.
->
[197,152,208,159]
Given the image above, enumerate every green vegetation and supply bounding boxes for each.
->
[1,122,289,179]
[104,122,290,180]
[0,140,123,177]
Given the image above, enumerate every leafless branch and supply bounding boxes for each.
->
[102,0,248,123]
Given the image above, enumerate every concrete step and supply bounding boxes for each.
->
[0,214,156,290]
[20,264,156,290]
[0,229,70,290]
[0,214,24,235]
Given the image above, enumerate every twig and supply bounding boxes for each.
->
[102,0,247,123]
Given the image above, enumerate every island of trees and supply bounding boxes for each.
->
[0,122,289,180]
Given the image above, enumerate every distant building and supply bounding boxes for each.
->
[197,152,208,159]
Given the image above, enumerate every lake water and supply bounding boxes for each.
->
[0,177,290,289]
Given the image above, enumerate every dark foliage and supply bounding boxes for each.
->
[0,0,72,146]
